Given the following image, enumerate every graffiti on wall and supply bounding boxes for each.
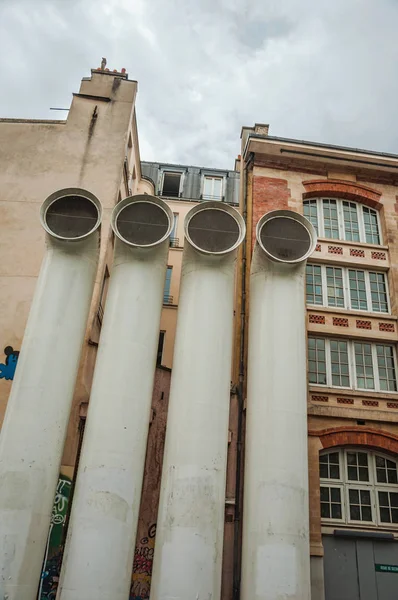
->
[0,346,19,380]
[130,523,157,600]
[37,470,73,600]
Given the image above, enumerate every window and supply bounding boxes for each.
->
[320,449,398,526]
[306,264,389,313]
[163,266,173,305]
[157,331,165,366]
[161,172,182,197]
[303,199,381,244]
[308,337,397,392]
[203,176,223,200]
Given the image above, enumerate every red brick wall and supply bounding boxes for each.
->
[252,175,291,249]
[310,426,398,455]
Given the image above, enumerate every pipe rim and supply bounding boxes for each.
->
[184,201,246,255]
[256,209,317,264]
[111,195,173,248]
[40,188,102,241]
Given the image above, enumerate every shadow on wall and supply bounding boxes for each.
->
[0,346,19,380]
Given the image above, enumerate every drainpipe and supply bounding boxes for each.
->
[57,195,173,600]
[150,202,246,600]
[232,152,253,600]
[240,210,317,600]
[0,189,102,600]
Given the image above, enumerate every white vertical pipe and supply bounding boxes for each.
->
[0,189,102,600]
[150,202,245,600]
[240,210,316,600]
[57,195,173,600]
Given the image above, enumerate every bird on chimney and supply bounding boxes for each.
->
[101,57,107,70]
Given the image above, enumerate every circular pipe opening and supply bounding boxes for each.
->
[256,210,317,264]
[40,188,102,241]
[185,202,245,255]
[111,195,173,247]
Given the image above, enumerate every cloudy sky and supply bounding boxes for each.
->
[1,0,398,168]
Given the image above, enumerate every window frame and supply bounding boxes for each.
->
[160,170,184,198]
[320,449,398,528]
[308,337,398,393]
[303,198,382,245]
[306,264,390,314]
[202,175,224,201]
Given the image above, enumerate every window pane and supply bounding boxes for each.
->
[326,267,345,308]
[323,199,339,239]
[369,272,388,313]
[303,200,318,234]
[319,452,340,480]
[343,201,360,242]
[203,176,223,200]
[376,345,397,392]
[380,507,390,523]
[363,207,380,244]
[320,486,341,520]
[308,338,327,385]
[349,270,368,311]
[306,264,323,305]
[350,504,361,520]
[354,343,375,389]
[330,339,349,386]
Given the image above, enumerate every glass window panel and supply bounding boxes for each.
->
[349,270,368,311]
[332,504,342,519]
[308,338,327,385]
[380,507,390,523]
[362,506,372,521]
[350,505,361,520]
[326,267,344,307]
[306,265,323,305]
[377,468,387,483]
[369,272,388,313]
[303,200,319,234]
[354,343,375,389]
[323,199,339,239]
[343,201,360,242]
[320,464,328,478]
[330,339,349,387]
[392,509,398,523]
[376,345,397,392]
[363,207,380,245]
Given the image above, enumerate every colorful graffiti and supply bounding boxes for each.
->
[37,470,73,600]
[130,523,157,600]
[0,346,19,380]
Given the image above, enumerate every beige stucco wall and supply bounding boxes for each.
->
[0,70,139,466]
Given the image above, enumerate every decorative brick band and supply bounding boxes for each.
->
[328,246,343,255]
[379,322,395,332]
[333,317,349,327]
[356,320,372,330]
[309,427,398,454]
[315,243,321,252]
[350,248,365,258]
[362,400,379,407]
[371,251,387,260]
[387,402,398,409]
[337,397,354,404]
[309,314,326,324]
[312,395,329,402]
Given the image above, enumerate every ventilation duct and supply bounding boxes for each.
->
[0,188,102,600]
[240,209,316,600]
[57,195,173,600]
[150,202,245,600]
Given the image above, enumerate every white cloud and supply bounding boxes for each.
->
[1,0,398,168]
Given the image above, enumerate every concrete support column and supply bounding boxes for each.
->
[150,203,245,600]
[241,210,316,600]
[0,189,102,600]
[57,196,173,600]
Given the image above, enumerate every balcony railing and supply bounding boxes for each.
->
[163,294,174,305]
[169,237,179,248]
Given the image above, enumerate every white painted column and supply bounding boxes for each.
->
[0,189,102,600]
[240,210,316,600]
[150,202,245,600]
[57,195,173,600]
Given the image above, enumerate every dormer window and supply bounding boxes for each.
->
[203,176,223,201]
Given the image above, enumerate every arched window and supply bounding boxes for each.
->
[320,449,398,526]
[303,198,381,244]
